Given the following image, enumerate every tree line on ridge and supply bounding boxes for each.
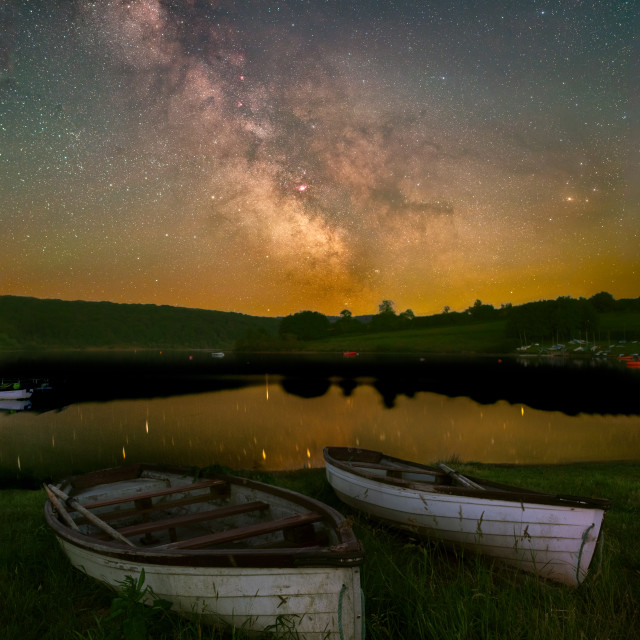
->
[0,292,638,351]
[278,292,640,345]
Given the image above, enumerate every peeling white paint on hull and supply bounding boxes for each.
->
[324,446,609,587]
[59,539,362,638]
[45,464,364,640]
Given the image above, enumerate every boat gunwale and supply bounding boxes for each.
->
[44,463,364,568]
[323,447,611,511]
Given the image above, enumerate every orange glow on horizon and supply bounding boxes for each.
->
[1,3,635,319]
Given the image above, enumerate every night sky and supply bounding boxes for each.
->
[1,1,637,317]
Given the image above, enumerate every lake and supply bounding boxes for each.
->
[1,351,639,482]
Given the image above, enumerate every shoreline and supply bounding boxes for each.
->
[2,350,639,417]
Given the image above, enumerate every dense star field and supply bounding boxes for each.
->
[1,0,636,316]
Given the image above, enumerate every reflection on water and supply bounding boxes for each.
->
[0,399,32,412]
[2,376,639,481]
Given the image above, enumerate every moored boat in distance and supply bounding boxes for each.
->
[619,355,640,368]
[0,380,33,400]
[45,464,364,639]
[323,446,610,587]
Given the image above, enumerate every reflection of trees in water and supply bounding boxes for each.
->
[278,376,410,407]
[336,378,357,397]
[15,353,640,416]
[373,380,418,409]
[280,378,331,398]
[374,381,396,409]
[280,377,363,400]
[280,377,414,406]
[28,375,257,413]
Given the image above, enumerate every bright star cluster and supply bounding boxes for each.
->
[1,1,637,316]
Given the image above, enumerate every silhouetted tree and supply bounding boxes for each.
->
[589,291,616,312]
[396,308,415,329]
[279,310,330,340]
[371,300,400,331]
[335,308,362,334]
[505,296,598,342]
[467,299,496,321]
[378,300,396,314]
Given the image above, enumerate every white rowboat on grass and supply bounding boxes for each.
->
[44,464,364,639]
[323,446,610,586]
[0,387,33,400]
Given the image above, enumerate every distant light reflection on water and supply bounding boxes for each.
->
[2,376,639,481]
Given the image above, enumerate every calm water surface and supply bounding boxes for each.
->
[2,372,639,481]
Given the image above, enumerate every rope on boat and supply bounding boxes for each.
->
[576,522,595,585]
[337,584,366,640]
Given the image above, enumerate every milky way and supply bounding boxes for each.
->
[1,1,637,316]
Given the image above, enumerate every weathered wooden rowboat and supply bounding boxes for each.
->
[44,464,364,639]
[0,386,33,400]
[324,447,610,586]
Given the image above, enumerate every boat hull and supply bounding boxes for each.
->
[45,464,364,639]
[0,388,33,399]
[324,447,608,586]
[57,538,362,638]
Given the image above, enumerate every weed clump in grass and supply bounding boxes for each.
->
[101,569,172,640]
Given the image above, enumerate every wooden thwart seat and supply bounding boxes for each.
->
[77,479,228,511]
[72,479,230,526]
[158,511,323,550]
[350,462,447,478]
[111,501,270,542]
[77,492,230,525]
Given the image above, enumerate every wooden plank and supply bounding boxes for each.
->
[350,462,446,477]
[71,464,144,490]
[43,483,79,530]
[73,492,231,525]
[158,512,323,550]
[109,501,270,539]
[438,463,485,490]
[72,479,228,511]
[47,484,136,548]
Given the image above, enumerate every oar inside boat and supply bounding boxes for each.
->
[324,447,610,587]
[437,463,485,490]
[47,483,136,547]
[43,484,79,531]
[44,464,365,638]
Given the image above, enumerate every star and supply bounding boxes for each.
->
[0,0,635,315]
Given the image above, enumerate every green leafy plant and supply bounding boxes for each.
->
[105,569,172,640]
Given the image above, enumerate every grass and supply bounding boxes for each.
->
[304,320,518,354]
[1,463,639,639]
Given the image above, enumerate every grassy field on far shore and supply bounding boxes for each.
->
[306,321,518,354]
[1,462,639,639]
